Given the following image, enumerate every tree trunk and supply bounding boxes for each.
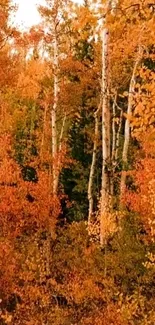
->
[100,0,118,246]
[100,26,111,247]
[88,106,100,227]
[40,103,48,162]
[52,26,59,195]
[115,109,123,162]
[53,113,67,193]
[111,93,117,196]
[120,49,143,203]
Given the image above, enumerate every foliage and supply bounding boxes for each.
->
[0,0,155,324]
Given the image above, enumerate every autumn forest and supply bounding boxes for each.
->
[0,0,155,324]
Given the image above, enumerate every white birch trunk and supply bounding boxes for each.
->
[52,26,59,195]
[59,113,67,153]
[100,0,118,246]
[112,98,116,163]
[115,109,123,162]
[100,26,111,246]
[110,93,117,196]
[53,113,67,193]
[120,49,143,202]
[88,107,100,227]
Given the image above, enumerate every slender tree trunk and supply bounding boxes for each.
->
[100,26,111,246]
[100,0,118,246]
[88,106,100,227]
[52,26,59,195]
[40,103,48,162]
[59,113,67,153]
[53,113,67,193]
[110,93,117,196]
[112,97,116,163]
[115,109,123,162]
[120,49,142,202]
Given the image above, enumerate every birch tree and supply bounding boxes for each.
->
[52,17,59,195]
[39,0,68,195]
[88,105,100,227]
[100,24,111,246]
[120,47,143,202]
[100,0,117,246]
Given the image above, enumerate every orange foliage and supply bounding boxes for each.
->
[17,59,49,100]
[79,303,128,325]
[0,134,60,300]
[0,134,60,234]
[124,136,155,241]
[132,68,155,139]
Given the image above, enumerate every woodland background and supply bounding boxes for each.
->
[0,0,155,324]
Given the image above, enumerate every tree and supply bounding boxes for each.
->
[39,0,70,195]
[120,47,143,203]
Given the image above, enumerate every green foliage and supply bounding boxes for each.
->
[105,214,147,293]
[61,111,93,222]
[13,100,39,165]
[74,39,94,62]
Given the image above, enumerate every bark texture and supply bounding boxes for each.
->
[51,24,59,195]
[100,26,111,246]
[120,49,143,202]
[88,107,100,227]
